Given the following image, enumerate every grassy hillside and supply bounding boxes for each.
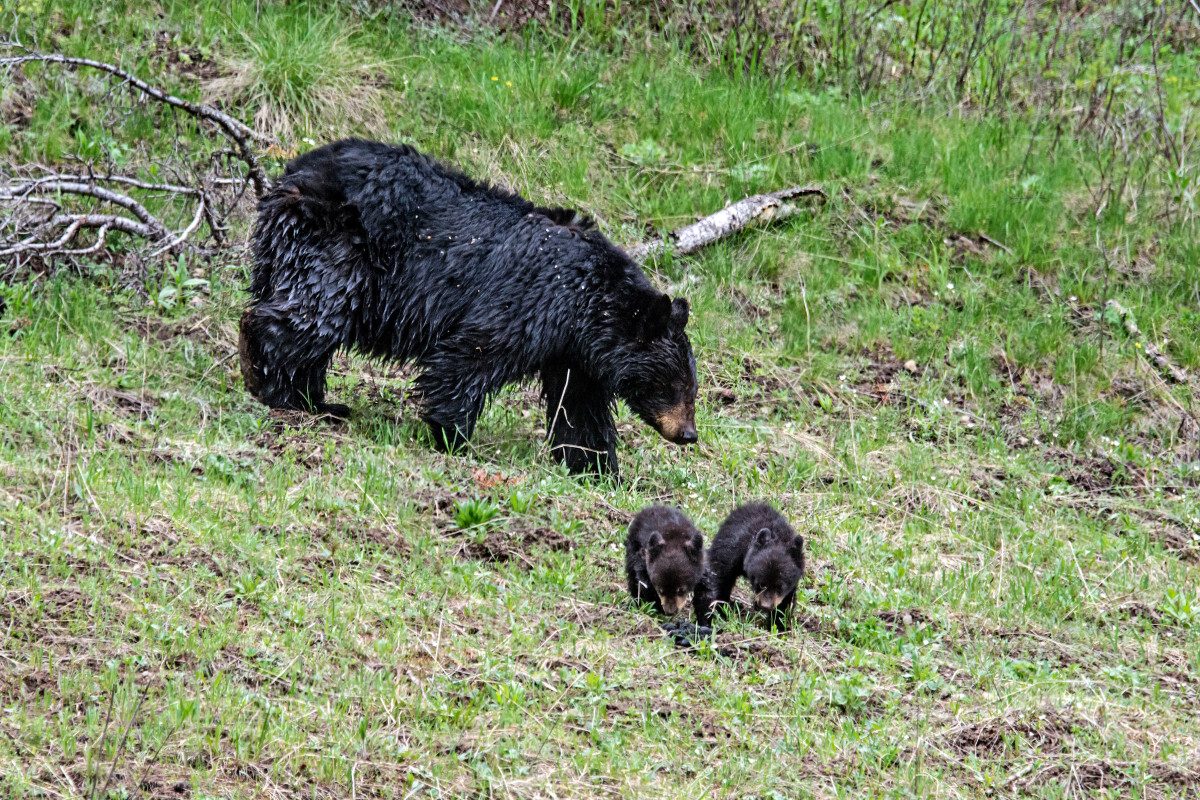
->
[2,1,1199,798]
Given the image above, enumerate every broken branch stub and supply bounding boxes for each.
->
[628,185,826,262]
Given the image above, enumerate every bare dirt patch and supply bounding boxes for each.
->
[348,526,413,557]
[457,526,573,568]
[875,607,935,635]
[653,702,736,742]
[1013,760,1200,798]
[1042,446,1145,493]
[946,707,1080,757]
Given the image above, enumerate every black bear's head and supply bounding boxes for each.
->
[645,526,706,615]
[743,523,805,613]
[617,292,698,446]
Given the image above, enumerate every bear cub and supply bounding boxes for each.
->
[625,506,705,617]
[695,502,805,628]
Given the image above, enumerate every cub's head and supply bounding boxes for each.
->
[744,525,806,613]
[616,292,698,446]
[644,526,705,616]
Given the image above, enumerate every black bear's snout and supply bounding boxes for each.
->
[653,402,697,446]
[673,424,698,446]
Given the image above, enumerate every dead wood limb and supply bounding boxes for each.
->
[628,185,826,262]
[0,214,158,257]
[0,53,270,198]
[1104,299,1189,384]
[1,48,270,272]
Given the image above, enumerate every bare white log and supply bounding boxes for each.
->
[628,185,826,262]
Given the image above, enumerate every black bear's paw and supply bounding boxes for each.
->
[316,402,352,419]
[661,621,714,649]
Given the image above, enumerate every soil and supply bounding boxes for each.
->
[150,31,220,81]
[946,707,1079,757]
[875,607,934,635]
[458,525,573,567]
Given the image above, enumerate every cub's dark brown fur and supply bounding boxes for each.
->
[624,506,705,616]
[695,502,805,628]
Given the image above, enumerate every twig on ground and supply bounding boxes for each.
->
[0,53,270,197]
[0,49,270,270]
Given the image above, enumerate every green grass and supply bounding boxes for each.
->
[2,1,1200,798]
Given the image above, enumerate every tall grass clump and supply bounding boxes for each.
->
[205,10,389,140]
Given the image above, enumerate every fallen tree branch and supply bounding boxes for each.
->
[628,185,826,261]
[1104,299,1189,384]
[0,53,270,198]
[1,48,270,273]
[0,214,158,257]
[3,180,170,239]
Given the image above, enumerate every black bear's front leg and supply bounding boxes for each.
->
[541,363,619,477]
[693,570,738,628]
[239,306,348,418]
[417,341,509,453]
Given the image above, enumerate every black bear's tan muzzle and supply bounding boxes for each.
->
[660,594,691,616]
[754,592,784,612]
[655,403,697,446]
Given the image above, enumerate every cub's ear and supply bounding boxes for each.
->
[687,530,704,556]
[647,531,665,557]
[790,535,806,565]
[753,527,773,548]
[639,292,674,341]
[669,297,690,333]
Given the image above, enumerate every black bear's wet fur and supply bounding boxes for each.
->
[240,139,698,476]
[695,502,805,628]
[625,505,705,616]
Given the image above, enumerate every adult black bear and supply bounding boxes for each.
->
[240,139,697,477]
[694,503,805,628]
[624,505,706,616]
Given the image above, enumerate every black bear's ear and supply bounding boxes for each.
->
[753,527,773,548]
[639,293,673,341]
[790,534,805,564]
[687,531,704,556]
[647,531,665,556]
[669,297,690,333]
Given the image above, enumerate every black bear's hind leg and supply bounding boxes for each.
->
[542,363,618,477]
[315,402,352,419]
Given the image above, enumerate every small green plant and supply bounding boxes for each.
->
[149,255,209,313]
[618,138,667,166]
[507,490,536,514]
[1159,588,1199,627]
[827,672,873,714]
[454,498,501,531]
